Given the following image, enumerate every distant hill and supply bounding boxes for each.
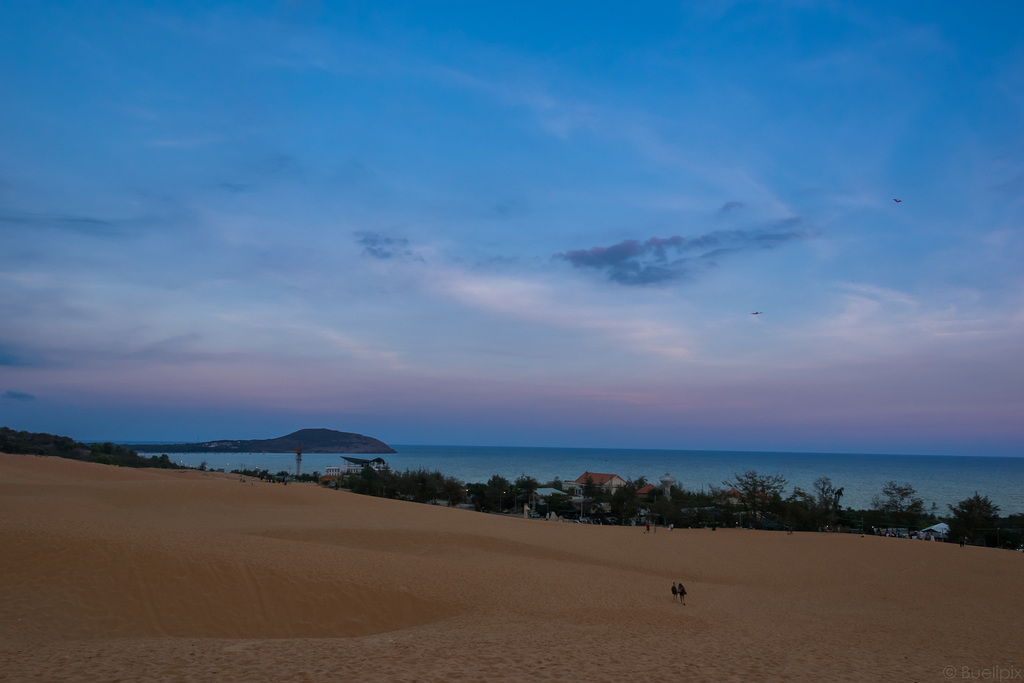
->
[127,428,395,454]
[1,427,90,459]
[0,426,181,468]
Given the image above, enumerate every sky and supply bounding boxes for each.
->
[1,1,1023,455]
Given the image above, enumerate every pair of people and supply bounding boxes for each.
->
[671,581,687,605]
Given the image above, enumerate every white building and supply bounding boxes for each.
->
[341,456,388,475]
[570,471,626,496]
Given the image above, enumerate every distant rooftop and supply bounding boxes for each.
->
[535,487,569,497]
[574,471,621,485]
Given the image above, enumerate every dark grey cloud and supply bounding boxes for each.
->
[3,390,35,401]
[356,231,416,260]
[556,221,809,286]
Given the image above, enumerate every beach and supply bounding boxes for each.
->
[2,453,1021,682]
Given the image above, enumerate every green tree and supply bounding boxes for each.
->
[484,474,512,512]
[440,476,468,507]
[812,477,844,529]
[724,470,787,526]
[782,487,815,531]
[872,481,924,528]
[467,482,488,511]
[648,486,677,527]
[394,468,445,503]
[541,490,572,517]
[609,477,646,525]
[948,492,1000,545]
[0,428,173,467]
[514,475,539,513]
[91,451,114,465]
[580,475,611,519]
[348,464,394,497]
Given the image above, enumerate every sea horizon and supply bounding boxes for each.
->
[129,443,1024,516]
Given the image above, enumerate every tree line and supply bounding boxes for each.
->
[717,469,1018,549]
[5,428,1017,548]
[333,464,1022,549]
[0,427,182,469]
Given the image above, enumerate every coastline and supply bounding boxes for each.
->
[133,444,1024,515]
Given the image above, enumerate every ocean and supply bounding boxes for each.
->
[136,444,1024,515]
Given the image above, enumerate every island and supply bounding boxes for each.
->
[126,428,395,454]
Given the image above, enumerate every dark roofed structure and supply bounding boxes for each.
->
[341,456,388,474]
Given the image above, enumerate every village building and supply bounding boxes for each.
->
[569,471,626,496]
[319,464,344,483]
[320,457,389,483]
[718,488,743,506]
[341,456,388,475]
[567,472,626,517]
[636,483,658,498]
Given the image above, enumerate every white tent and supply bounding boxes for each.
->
[920,522,950,538]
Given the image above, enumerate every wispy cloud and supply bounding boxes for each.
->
[3,390,35,401]
[792,283,1023,369]
[146,135,224,148]
[0,212,119,236]
[320,330,408,371]
[0,343,35,367]
[434,270,694,360]
[556,222,810,286]
[426,64,600,139]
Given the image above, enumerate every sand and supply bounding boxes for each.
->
[1,453,1021,682]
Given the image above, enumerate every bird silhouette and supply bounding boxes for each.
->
[893,198,902,203]
[751,311,763,315]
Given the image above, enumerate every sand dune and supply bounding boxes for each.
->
[1,452,1021,682]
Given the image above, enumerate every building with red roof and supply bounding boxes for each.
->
[570,471,626,496]
[636,483,658,498]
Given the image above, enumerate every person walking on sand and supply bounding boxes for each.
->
[645,523,650,534]
[677,581,687,606]
[671,582,678,603]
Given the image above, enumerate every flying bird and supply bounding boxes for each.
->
[751,311,763,315]
[893,198,902,203]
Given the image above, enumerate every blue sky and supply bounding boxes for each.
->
[2,1,1022,455]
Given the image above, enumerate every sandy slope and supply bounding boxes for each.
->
[1,452,1021,682]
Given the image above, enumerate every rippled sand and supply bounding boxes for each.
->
[1,452,1020,682]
